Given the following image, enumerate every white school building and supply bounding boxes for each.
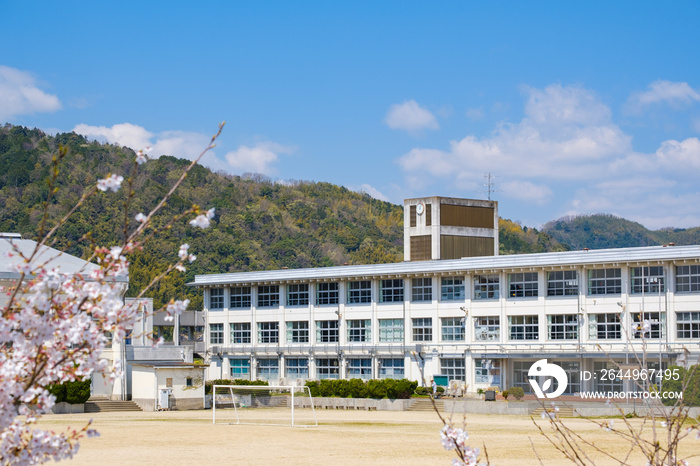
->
[190,197,700,396]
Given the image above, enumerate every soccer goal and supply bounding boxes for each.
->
[212,385,317,427]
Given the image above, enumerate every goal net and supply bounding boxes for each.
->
[212,385,317,427]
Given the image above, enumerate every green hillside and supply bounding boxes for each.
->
[542,214,700,250]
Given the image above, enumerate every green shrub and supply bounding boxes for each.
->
[508,386,525,400]
[205,378,269,395]
[48,379,90,404]
[65,379,91,404]
[501,390,509,400]
[305,378,417,399]
[436,386,445,394]
[477,388,484,395]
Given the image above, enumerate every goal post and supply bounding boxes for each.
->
[212,385,317,427]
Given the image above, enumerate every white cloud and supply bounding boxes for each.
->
[352,184,390,202]
[72,122,230,172]
[626,80,700,112]
[224,142,294,175]
[385,100,439,132]
[0,66,61,121]
[501,180,552,205]
[655,137,700,170]
[398,84,631,184]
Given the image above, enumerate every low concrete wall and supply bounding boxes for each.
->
[50,402,85,414]
[133,398,155,411]
[444,399,534,415]
[305,397,411,411]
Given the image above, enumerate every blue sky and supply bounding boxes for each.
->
[2,2,700,230]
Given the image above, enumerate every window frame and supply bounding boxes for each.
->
[209,323,224,344]
[440,358,466,381]
[257,285,280,308]
[379,358,405,379]
[347,280,371,304]
[209,288,224,309]
[547,271,579,297]
[412,317,433,342]
[230,322,251,344]
[378,318,404,342]
[474,316,500,341]
[347,358,372,380]
[630,266,665,294]
[588,268,622,295]
[285,358,309,379]
[380,279,404,303]
[676,265,700,293]
[508,272,538,298]
[316,320,339,343]
[286,284,309,306]
[508,315,539,340]
[229,286,251,308]
[676,312,700,339]
[316,358,340,379]
[411,277,432,302]
[347,319,371,342]
[257,321,279,343]
[316,282,340,305]
[286,321,309,343]
[441,317,465,342]
[441,277,465,301]
[588,313,621,340]
[547,314,579,340]
[474,274,499,300]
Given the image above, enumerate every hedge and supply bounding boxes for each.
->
[204,379,269,395]
[47,379,91,404]
[304,378,418,399]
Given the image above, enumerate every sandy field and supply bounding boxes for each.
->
[38,408,699,465]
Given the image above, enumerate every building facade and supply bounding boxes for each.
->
[191,243,700,395]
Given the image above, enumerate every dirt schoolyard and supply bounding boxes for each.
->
[38,408,698,465]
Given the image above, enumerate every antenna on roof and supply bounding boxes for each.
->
[482,173,499,201]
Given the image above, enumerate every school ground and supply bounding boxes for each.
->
[39,408,698,465]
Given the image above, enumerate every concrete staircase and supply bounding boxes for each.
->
[532,404,576,418]
[84,400,142,413]
[408,398,444,412]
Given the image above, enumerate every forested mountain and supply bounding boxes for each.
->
[542,215,700,250]
[4,124,696,312]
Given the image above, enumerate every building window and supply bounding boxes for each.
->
[347,280,371,304]
[412,318,433,342]
[347,319,371,342]
[632,312,665,339]
[257,322,279,343]
[547,271,578,296]
[441,277,465,301]
[380,279,404,303]
[257,285,279,307]
[440,358,465,381]
[475,359,501,385]
[287,284,309,306]
[588,313,621,340]
[411,278,432,302]
[230,286,251,308]
[588,268,622,295]
[316,320,339,343]
[630,266,665,294]
[508,316,539,340]
[316,358,339,379]
[676,312,700,339]
[474,274,499,299]
[230,323,251,344]
[286,358,309,379]
[209,323,224,344]
[474,316,500,341]
[379,359,404,379]
[286,321,309,343]
[257,359,279,380]
[317,282,339,305]
[547,315,579,340]
[441,317,465,341]
[676,265,700,293]
[186,377,193,387]
[347,359,372,380]
[378,319,404,342]
[229,358,250,379]
[209,288,224,309]
[509,272,538,298]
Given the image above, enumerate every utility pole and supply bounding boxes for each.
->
[483,173,499,201]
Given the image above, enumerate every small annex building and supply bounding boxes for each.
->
[131,362,207,411]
